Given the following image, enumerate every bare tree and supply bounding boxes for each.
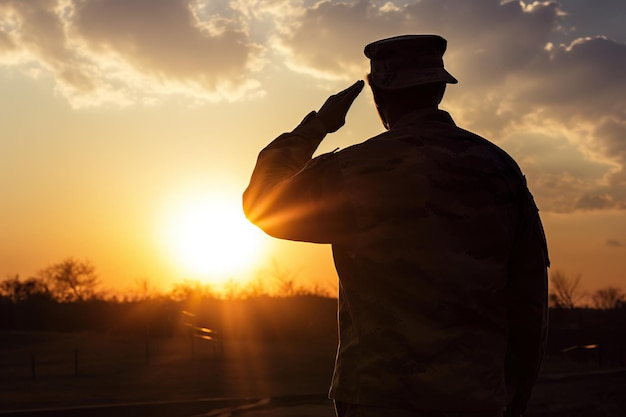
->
[128,277,158,301]
[549,269,584,309]
[264,260,300,297]
[169,279,215,301]
[37,258,100,302]
[0,274,51,302]
[591,287,625,310]
[240,276,270,298]
[260,261,333,297]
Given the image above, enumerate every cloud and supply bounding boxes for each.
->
[593,117,626,184]
[72,0,261,88]
[500,131,617,213]
[520,37,626,117]
[0,0,265,106]
[508,36,626,211]
[272,1,380,79]
[551,0,626,44]
[274,0,626,213]
[0,25,16,52]
[575,193,626,211]
[1,0,625,212]
[606,239,623,248]
[272,0,567,140]
[276,0,560,82]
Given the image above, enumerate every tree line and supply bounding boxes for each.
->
[2,258,623,310]
[1,258,332,304]
[1,258,625,361]
[549,269,625,310]
[0,258,338,341]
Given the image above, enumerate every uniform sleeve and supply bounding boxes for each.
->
[242,112,358,243]
[505,181,550,416]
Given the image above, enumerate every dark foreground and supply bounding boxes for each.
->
[1,332,625,417]
[1,370,624,417]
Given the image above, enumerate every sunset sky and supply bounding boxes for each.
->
[1,0,625,295]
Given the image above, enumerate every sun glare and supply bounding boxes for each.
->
[159,191,266,284]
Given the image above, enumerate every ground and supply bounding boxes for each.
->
[1,331,624,416]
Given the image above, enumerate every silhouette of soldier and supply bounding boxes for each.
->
[243,35,549,417]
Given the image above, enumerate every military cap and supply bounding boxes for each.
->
[364,34,458,89]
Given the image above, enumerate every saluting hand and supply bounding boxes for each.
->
[317,80,365,133]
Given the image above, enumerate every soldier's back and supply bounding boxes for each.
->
[329,109,524,411]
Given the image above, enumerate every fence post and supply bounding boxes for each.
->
[74,348,79,376]
[145,338,150,365]
[191,331,195,361]
[31,353,36,380]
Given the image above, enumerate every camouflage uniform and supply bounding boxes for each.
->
[243,107,549,416]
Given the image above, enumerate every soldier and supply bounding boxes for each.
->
[243,35,549,417]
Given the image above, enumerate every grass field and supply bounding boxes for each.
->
[1,331,625,416]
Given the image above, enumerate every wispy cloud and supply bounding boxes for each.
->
[0,0,265,106]
[274,0,626,213]
[276,0,561,85]
[607,239,623,248]
[1,0,624,213]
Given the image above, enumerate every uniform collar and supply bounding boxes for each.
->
[391,108,456,130]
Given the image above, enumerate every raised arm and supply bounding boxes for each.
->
[242,81,364,243]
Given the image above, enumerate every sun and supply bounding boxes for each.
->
[159,191,266,283]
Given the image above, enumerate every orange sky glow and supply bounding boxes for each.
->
[1,0,625,296]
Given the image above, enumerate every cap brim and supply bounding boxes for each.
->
[370,68,458,89]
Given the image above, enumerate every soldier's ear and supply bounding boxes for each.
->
[367,74,390,130]
[367,74,382,104]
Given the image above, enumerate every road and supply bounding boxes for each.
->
[1,370,625,417]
